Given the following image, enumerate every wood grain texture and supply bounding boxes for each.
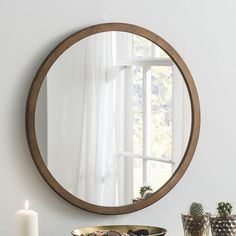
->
[25,23,201,215]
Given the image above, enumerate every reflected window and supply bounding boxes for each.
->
[115,33,175,200]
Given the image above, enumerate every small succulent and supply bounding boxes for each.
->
[139,186,153,198]
[217,202,232,217]
[189,202,204,217]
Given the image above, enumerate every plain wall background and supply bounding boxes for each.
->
[1,0,236,235]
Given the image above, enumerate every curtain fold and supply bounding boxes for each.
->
[75,32,118,206]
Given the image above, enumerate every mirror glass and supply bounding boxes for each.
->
[35,31,191,207]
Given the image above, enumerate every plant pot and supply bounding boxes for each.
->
[182,213,210,236]
[210,215,236,236]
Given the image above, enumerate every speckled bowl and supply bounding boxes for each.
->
[72,225,167,236]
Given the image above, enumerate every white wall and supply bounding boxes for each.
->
[1,0,236,235]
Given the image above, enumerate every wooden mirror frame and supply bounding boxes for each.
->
[26,23,200,215]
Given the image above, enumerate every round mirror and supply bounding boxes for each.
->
[26,23,200,214]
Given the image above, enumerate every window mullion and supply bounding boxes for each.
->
[151,43,156,57]
[124,66,134,202]
[142,66,151,186]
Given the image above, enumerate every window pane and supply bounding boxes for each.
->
[132,34,169,58]
[154,45,169,58]
[132,66,143,155]
[132,34,152,57]
[146,160,172,190]
[149,66,173,158]
[133,157,143,199]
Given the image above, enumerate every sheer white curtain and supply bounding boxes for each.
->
[75,32,119,206]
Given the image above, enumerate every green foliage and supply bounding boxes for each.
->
[189,202,204,217]
[139,186,153,198]
[143,190,153,199]
[217,202,232,217]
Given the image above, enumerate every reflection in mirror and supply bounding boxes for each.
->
[35,32,191,207]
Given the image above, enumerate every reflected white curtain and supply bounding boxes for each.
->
[75,32,118,206]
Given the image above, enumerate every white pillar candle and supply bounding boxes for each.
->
[15,200,38,236]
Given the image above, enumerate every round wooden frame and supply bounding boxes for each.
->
[26,23,200,215]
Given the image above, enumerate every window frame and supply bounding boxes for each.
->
[116,32,176,200]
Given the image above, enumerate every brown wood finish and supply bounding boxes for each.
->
[26,23,201,215]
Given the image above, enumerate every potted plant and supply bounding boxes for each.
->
[132,186,153,203]
[182,202,210,236]
[139,186,153,199]
[210,202,236,236]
